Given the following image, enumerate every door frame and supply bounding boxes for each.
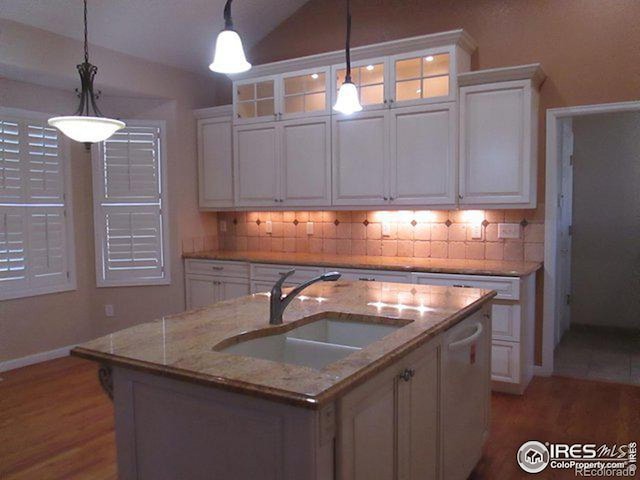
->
[541,100,640,375]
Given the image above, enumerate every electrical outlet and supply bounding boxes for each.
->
[220,220,227,233]
[265,220,272,234]
[105,304,115,317]
[498,223,520,239]
[382,222,391,237]
[470,224,483,239]
[307,222,314,235]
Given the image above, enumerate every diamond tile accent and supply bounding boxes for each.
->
[293,219,299,226]
[334,219,340,226]
[520,219,529,228]
[256,219,261,226]
[411,220,417,227]
[445,219,452,227]
[232,218,238,225]
[363,219,370,227]
[482,219,490,227]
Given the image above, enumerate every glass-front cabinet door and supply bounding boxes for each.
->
[332,58,389,111]
[390,47,454,106]
[233,76,278,123]
[281,67,331,119]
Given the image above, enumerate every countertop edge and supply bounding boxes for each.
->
[71,290,496,410]
[182,252,542,277]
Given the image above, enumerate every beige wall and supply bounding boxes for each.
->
[0,20,219,362]
[571,112,640,329]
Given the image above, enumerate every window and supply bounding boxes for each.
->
[92,121,170,287]
[0,109,76,301]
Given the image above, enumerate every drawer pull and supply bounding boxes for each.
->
[452,284,472,288]
[358,277,376,282]
[211,266,224,271]
[448,323,483,350]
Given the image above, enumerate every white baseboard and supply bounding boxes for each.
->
[0,344,78,373]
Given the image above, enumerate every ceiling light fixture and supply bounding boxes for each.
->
[333,0,362,115]
[209,0,251,74]
[48,0,125,146]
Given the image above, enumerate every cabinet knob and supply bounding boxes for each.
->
[458,194,464,199]
[399,368,415,382]
[389,196,395,201]
[383,196,388,201]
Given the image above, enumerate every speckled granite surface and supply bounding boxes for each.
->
[73,281,495,409]
[184,250,541,277]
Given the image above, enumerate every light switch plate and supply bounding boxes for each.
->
[265,220,272,234]
[105,304,114,317]
[498,223,520,239]
[307,222,314,235]
[470,224,483,239]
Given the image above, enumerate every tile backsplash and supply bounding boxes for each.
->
[213,208,545,262]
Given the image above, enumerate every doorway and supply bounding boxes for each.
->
[544,104,640,383]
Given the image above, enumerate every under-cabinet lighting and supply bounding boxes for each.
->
[425,56,434,62]
[366,65,374,71]
[311,73,319,79]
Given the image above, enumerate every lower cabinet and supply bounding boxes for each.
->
[337,335,440,480]
[185,274,250,309]
[183,259,536,394]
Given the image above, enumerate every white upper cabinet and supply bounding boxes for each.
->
[332,110,388,205]
[458,64,545,208]
[195,107,234,209]
[280,117,331,206]
[234,123,280,206]
[233,76,278,124]
[281,67,331,120]
[389,103,457,206]
[390,46,461,107]
[331,57,389,111]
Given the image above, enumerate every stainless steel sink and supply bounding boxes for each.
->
[219,317,405,370]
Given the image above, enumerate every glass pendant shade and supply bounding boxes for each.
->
[333,81,363,114]
[48,116,125,143]
[209,29,252,74]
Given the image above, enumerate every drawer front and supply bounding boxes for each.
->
[250,263,325,282]
[491,303,521,342]
[185,259,249,278]
[413,273,519,300]
[331,268,412,284]
[491,340,520,384]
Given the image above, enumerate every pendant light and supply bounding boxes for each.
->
[333,0,362,115]
[209,0,252,74]
[48,0,125,145]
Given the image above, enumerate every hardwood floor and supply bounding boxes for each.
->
[1,357,638,480]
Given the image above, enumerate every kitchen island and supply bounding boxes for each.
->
[72,280,495,480]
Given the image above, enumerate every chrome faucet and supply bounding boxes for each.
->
[269,269,341,325]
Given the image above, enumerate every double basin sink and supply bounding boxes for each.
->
[217,315,407,370]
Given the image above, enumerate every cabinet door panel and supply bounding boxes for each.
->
[459,80,534,206]
[198,118,233,208]
[338,371,397,480]
[234,124,280,206]
[219,278,250,301]
[390,104,456,205]
[186,275,218,309]
[332,112,388,205]
[281,118,331,206]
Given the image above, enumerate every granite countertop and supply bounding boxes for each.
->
[184,250,542,277]
[72,281,495,409]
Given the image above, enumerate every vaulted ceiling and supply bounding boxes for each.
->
[0,0,310,73]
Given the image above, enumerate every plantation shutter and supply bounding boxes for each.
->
[93,123,169,286]
[0,111,74,300]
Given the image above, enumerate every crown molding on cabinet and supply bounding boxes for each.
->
[458,63,547,88]
[232,29,477,80]
[193,105,233,119]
